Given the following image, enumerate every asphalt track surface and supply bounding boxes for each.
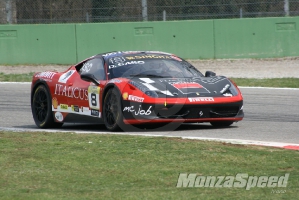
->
[0,83,299,144]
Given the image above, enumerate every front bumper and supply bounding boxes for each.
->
[122,100,244,124]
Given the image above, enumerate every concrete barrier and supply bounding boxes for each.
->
[0,17,298,64]
[0,24,76,64]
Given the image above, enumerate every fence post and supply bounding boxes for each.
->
[284,0,289,16]
[163,10,166,21]
[240,8,243,18]
[6,0,12,23]
[86,12,89,23]
[142,0,148,21]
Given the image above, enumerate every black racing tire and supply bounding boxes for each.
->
[31,84,63,128]
[103,88,125,131]
[210,121,234,127]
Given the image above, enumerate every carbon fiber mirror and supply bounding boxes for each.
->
[205,71,216,77]
[80,73,100,85]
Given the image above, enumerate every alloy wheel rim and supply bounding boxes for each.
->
[105,92,118,126]
[34,90,48,122]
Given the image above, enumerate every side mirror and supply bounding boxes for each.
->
[205,71,216,77]
[80,73,100,85]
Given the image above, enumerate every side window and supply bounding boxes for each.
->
[80,57,106,80]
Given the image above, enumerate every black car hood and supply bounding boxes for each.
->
[129,76,236,98]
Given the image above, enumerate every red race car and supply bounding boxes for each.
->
[31,51,244,131]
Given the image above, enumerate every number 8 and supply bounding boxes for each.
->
[91,93,97,106]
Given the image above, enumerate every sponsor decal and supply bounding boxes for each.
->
[199,76,226,84]
[108,65,117,69]
[88,86,100,110]
[159,78,192,83]
[171,82,209,94]
[176,173,289,190]
[128,95,144,102]
[102,52,120,57]
[125,55,172,60]
[188,97,214,102]
[35,71,56,79]
[53,104,100,118]
[55,112,63,122]
[52,97,58,109]
[108,79,122,83]
[122,92,128,100]
[81,106,90,112]
[91,109,99,116]
[122,51,140,54]
[109,56,126,64]
[81,62,93,72]
[109,61,145,69]
[58,70,76,83]
[146,51,172,55]
[55,84,88,101]
[123,105,152,116]
[71,105,79,112]
[60,104,68,110]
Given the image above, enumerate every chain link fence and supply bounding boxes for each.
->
[1,0,299,24]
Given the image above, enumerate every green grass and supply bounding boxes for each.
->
[0,72,298,88]
[0,72,35,82]
[0,131,298,199]
[231,78,299,88]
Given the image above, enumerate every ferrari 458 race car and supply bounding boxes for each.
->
[31,51,244,131]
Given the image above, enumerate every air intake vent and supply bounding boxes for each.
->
[210,106,239,118]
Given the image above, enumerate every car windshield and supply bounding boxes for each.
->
[107,57,203,79]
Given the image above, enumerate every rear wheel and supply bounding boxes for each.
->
[210,121,234,127]
[103,88,124,131]
[31,85,63,128]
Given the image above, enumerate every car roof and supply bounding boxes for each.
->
[100,51,173,59]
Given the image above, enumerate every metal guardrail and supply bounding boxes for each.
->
[0,0,298,24]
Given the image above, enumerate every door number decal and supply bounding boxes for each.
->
[88,86,100,110]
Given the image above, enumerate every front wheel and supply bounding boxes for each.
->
[210,121,234,127]
[103,88,124,131]
[31,85,63,128]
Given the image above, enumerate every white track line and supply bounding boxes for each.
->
[239,86,299,90]
[0,82,31,84]
[1,127,298,150]
[1,82,299,90]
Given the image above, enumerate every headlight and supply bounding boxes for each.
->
[229,84,239,96]
[145,91,158,98]
[129,81,158,98]
[221,83,238,96]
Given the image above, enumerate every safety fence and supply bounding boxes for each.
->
[0,0,298,24]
